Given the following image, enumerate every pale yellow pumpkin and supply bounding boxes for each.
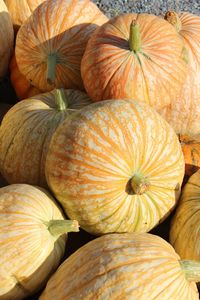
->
[0,0,14,78]
[0,89,92,187]
[170,170,200,261]
[0,183,79,300]
[40,233,199,299]
[46,99,184,235]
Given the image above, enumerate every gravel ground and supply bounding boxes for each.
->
[92,0,200,18]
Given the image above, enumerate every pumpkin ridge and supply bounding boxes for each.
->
[170,206,200,246]
[0,111,40,176]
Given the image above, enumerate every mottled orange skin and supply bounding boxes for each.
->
[81,13,188,110]
[4,0,45,32]
[9,54,41,100]
[40,233,199,300]
[15,0,108,92]
[180,135,200,177]
[170,170,200,262]
[160,12,200,138]
[46,99,184,235]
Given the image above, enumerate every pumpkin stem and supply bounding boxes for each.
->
[55,89,67,111]
[129,20,141,52]
[47,53,57,85]
[180,260,200,282]
[46,220,79,237]
[164,11,182,32]
[130,173,150,195]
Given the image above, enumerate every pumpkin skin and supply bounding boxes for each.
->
[180,135,200,177]
[15,0,108,92]
[0,0,14,79]
[0,89,92,187]
[46,99,184,235]
[4,0,45,32]
[81,13,188,109]
[160,12,200,138]
[40,233,199,300]
[170,170,200,261]
[9,54,41,100]
[0,183,78,300]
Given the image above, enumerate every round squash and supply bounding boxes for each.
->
[40,233,199,299]
[170,170,200,261]
[0,89,92,187]
[81,13,188,110]
[0,183,79,300]
[159,12,200,138]
[15,0,108,92]
[9,54,41,100]
[180,135,200,177]
[4,0,45,32]
[46,99,184,235]
[0,0,14,79]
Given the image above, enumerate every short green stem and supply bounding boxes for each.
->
[130,173,150,195]
[55,89,67,111]
[180,260,200,282]
[129,20,141,52]
[164,11,182,32]
[47,220,79,237]
[47,53,57,85]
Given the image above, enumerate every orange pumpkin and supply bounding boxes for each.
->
[81,13,188,110]
[160,12,200,138]
[180,135,200,177]
[4,0,45,32]
[46,99,184,235]
[9,54,41,100]
[15,0,108,92]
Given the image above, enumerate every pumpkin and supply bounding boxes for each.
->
[179,135,200,177]
[9,54,41,100]
[0,89,92,187]
[40,233,199,299]
[81,13,188,110]
[0,0,14,79]
[0,183,79,299]
[170,170,200,261]
[159,12,200,138]
[4,0,45,32]
[45,99,184,235]
[15,0,108,92]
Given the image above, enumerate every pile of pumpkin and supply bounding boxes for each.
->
[0,0,200,299]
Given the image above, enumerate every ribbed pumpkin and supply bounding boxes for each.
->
[9,54,41,100]
[46,99,184,235]
[4,0,45,32]
[81,13,188,109]
[15,0,108,92]
[180,135,200,177]
[0,0,14,79]
[40,233,200,299]
[0,183,79,300]
[0,89,92,187]
[159,12,200,138]
[170,170,200,261]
